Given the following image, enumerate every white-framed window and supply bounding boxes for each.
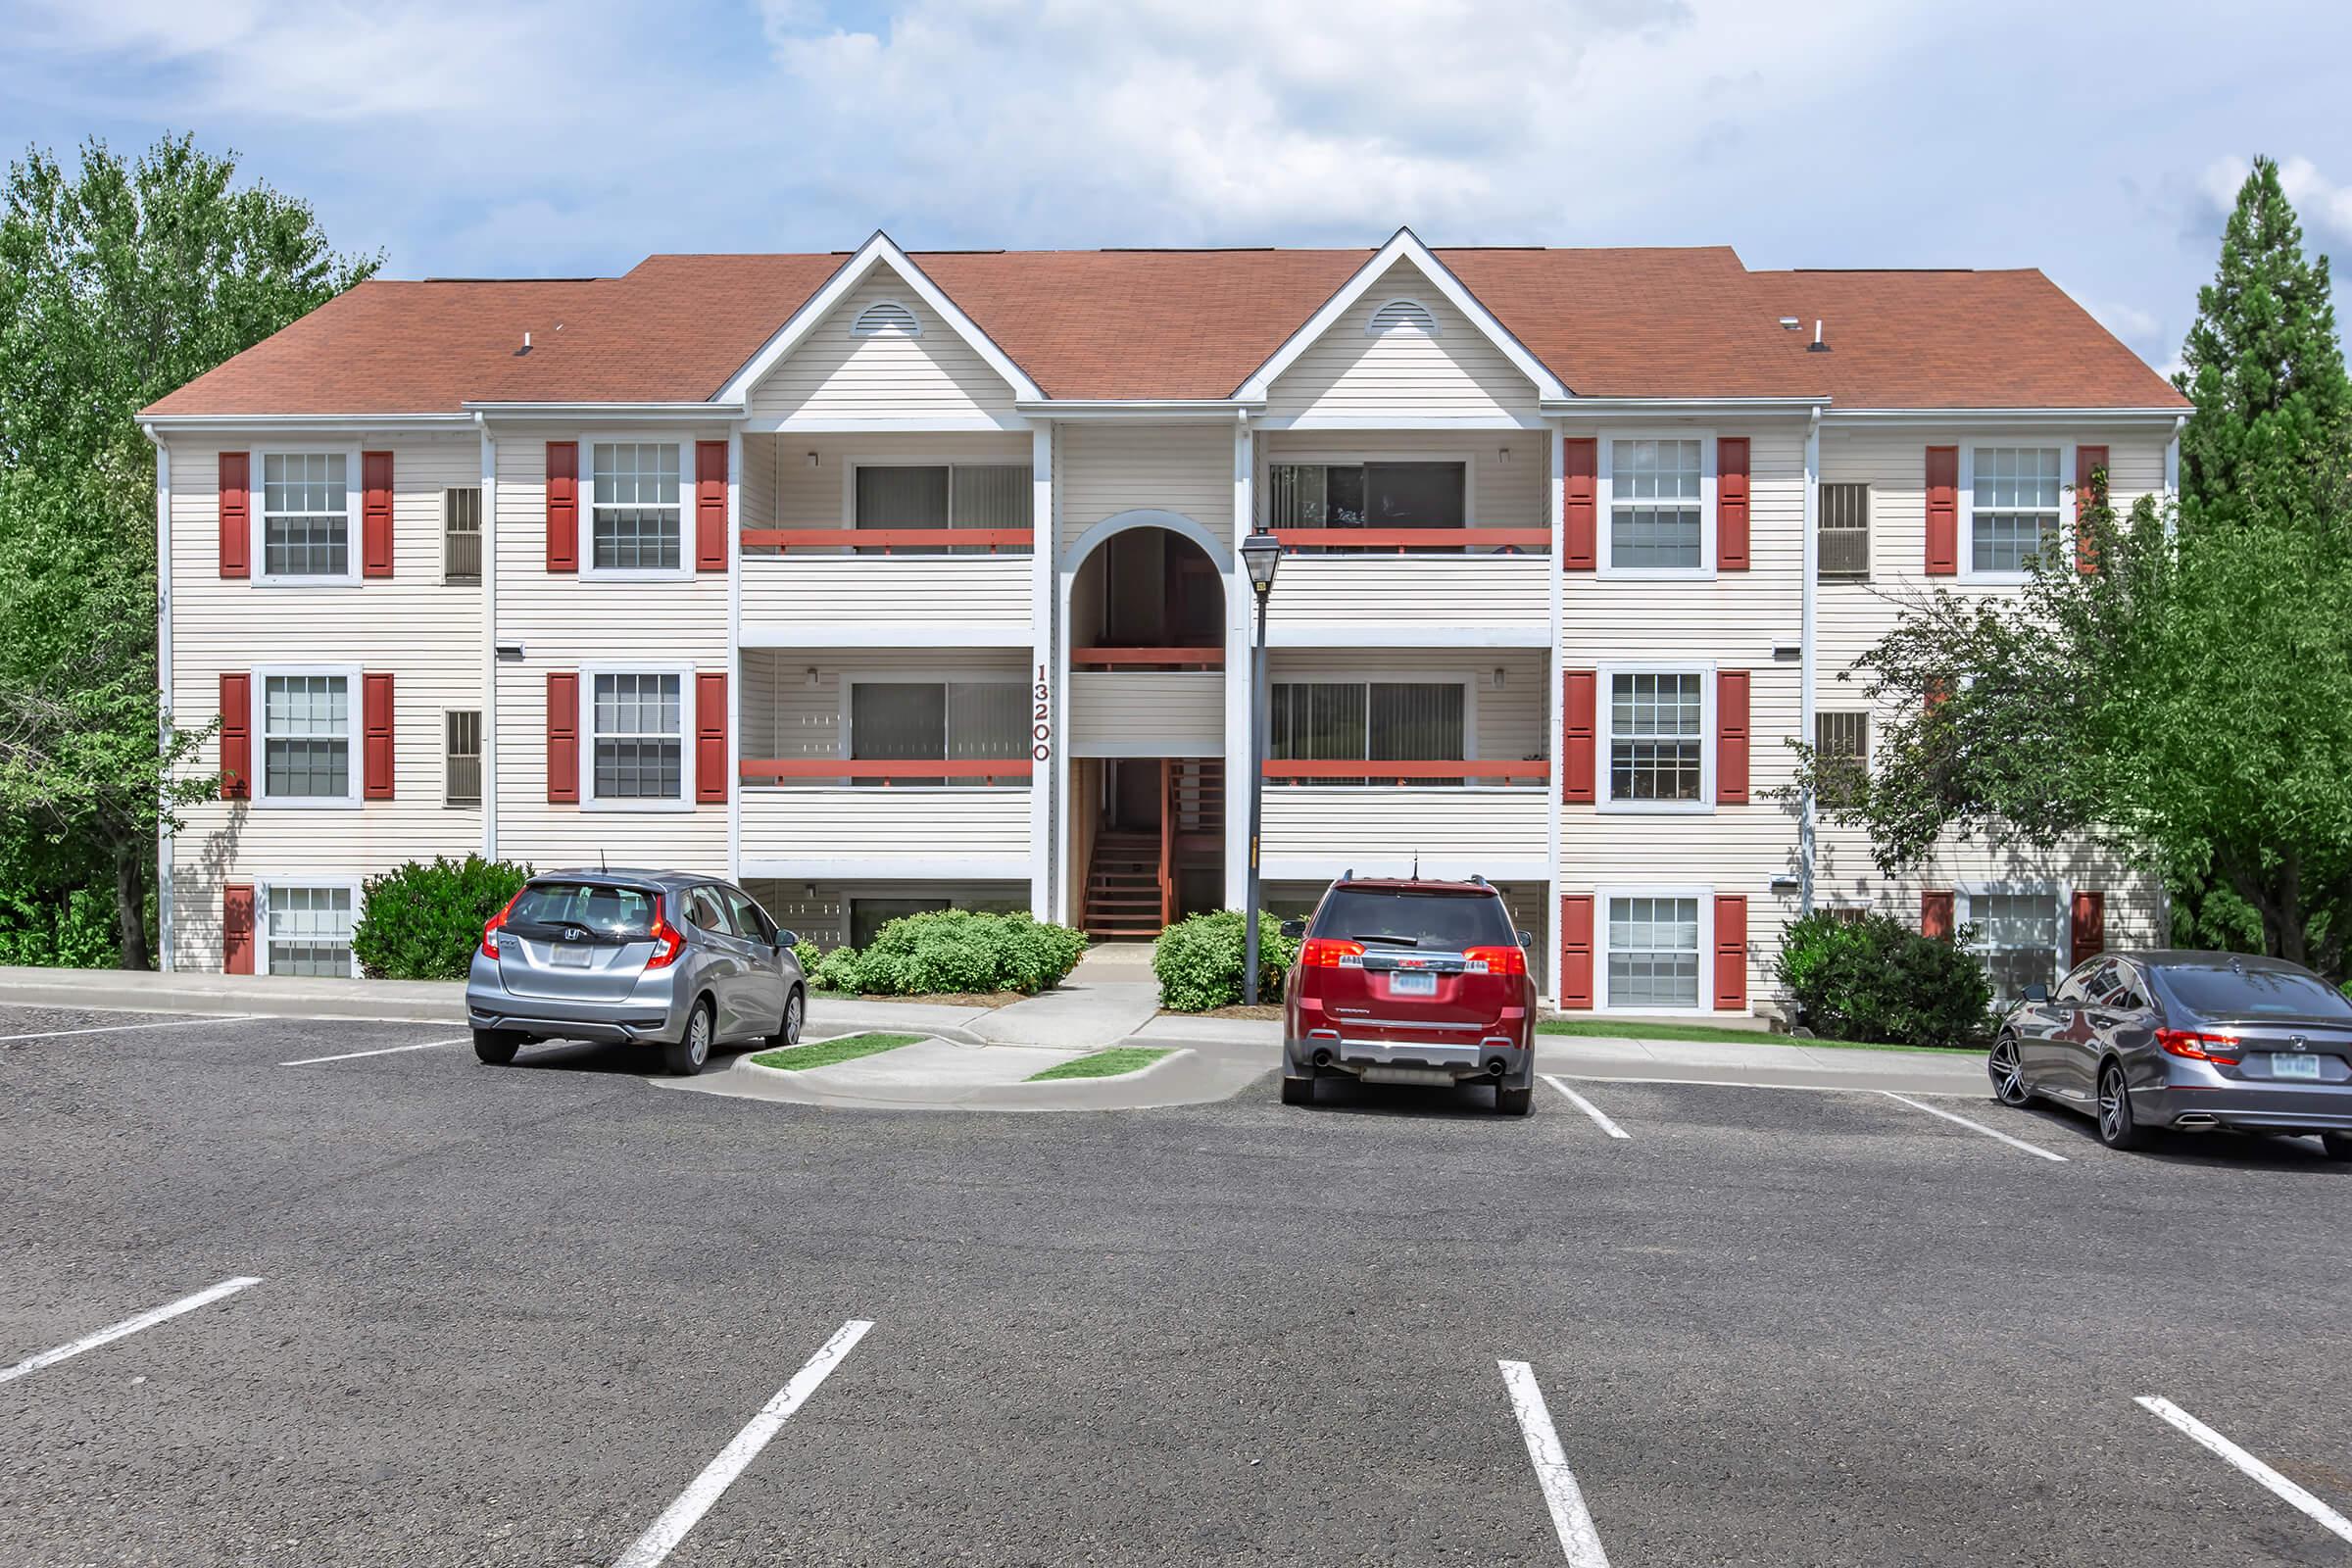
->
[1269,679,1471,786]
[1598,665,1712,811]
[843,677,1029,788]
[444,709,482,808]
[583,665,693,809]
[1959,885,2066,1004]
[1599,888,1711,1011]
[1965,446,2063,578]
[256,450,360,584]
[442,487,482,583]
[849,462,1034,555]
[1814,710,1870,806]
[255,666,360,808]
[264,882,358,977]
[1599,435,1713,576]
[585,440,686,576]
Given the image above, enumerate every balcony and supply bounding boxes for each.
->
[1257,762,1552,883]
[737,759,1033,878]
[740,525,1035,646]
[1263,526,1551,646]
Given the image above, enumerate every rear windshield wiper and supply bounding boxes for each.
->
[1352,934,1421,948]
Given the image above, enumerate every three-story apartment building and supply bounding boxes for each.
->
[142,229,2188,1014]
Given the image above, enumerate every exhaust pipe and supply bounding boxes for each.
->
[2173,1112,2219,1130]
[1487,1056,1508,1077]
[1311,1049,1332,1068]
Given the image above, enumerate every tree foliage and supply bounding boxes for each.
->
[0,134,379,967]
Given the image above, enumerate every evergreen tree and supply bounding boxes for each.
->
[2174,155,2351,532]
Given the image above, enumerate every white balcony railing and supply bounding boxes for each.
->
[1263,537,1550,641]
[739,772,1032,875]
[739,526,1033,641]
[1258,776,1551,880]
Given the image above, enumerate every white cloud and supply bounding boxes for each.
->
[2199,154,2352,249]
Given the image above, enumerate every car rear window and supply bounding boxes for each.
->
[2155,964,2352,1019]
[1309,888,1515,951]
[509,882,658,939]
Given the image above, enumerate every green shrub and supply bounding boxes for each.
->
[0,887,120,968]
[1776,909,1995,1048]
[352,856,533,980]
[1152,909,1298,1011]
[805,909,1086,997]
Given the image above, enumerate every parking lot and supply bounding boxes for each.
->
[4,1002,2349,1566]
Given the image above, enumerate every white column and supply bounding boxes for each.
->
[1543,422,1565,1005]
[1031,421,1056,920]
[1223,417,1256,910]
[1799,408,1820,916]
[726,423,744,881]
[150,430,173,972]
[478,417,499,861]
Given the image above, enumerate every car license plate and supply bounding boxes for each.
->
[1390,971,1438,997]
[552,945,592,969]
[2271,1053,2324,1080]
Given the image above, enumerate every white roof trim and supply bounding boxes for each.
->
[1235,227,1569,403]
[141,412,479,431]
[1822,407,2189,426]
[712,231,1046,405]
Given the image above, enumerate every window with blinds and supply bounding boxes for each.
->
[853,465,1033,554]
[1266,463,1467,552]
[848,681,1028,786]
[1270,681,1465,785]
[443,487,482,582]
[445,710,482,808]
[1817,482,1870,577]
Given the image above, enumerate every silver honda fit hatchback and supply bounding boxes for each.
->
[466,869,807,1076]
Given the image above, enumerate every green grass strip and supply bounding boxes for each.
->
[749,1031,924,1071]
[1536,1018,1984,1054]
[1026,1047,1174,1082]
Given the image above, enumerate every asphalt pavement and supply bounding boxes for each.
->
[4,1001,2348,1566]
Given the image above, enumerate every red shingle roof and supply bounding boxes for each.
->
[143,246,2184,416]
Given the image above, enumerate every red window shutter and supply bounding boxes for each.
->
[1713,894,1748,1010]
[1925,446,1959,575]
[1558,894,1594,1009]
[362,672,396,800]
[546,441,579,573]
[362,450,395,577]
[1924,677,1950,715]
[219,672,251,800]
[1561,669,1596,804]
[695,440,728,572]
[695,670,728,803]
[2075,445,2108,575]
[1921,890,1955,939]
[1716,668,1750,804]
[223,883,256,975]
[546,671,579,803]
[218,451,250,578]
[1717,437,1750,570]
[2071,890,2106,962]
[1562,438,1597,570]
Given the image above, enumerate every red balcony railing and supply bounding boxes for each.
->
[1260,760,1551,784]
[741,759,1034,785]
[740,526,1034,555]
[1070,647,1225,668]
[1270,527,1549,554]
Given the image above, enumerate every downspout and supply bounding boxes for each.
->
[1798,405,1821,917]
[476,412,498,859]
[143,421,173,971]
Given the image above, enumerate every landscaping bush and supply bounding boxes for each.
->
[352,856,533,980]
[1776,908,1995,1048]
[1152,909,1298,1012]
[0,887,120,968]
[804,909,1085,997]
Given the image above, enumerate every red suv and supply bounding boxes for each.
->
[1280,875,1539,1113]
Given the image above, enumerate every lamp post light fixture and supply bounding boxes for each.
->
[1239,529,1283,1005]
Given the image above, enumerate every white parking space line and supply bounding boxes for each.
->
[2136,1396,2352,1544]
[609,1318,873,1568]
[1880,1090,2068,1162]
[0,1013,260,1044]
[1542,1075,1631,1139]
[1497,1360,1613,1567]
[280,1036,469,1066]
[0,1276,262,1387]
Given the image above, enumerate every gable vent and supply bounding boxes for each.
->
[851,300,920,337]
[1367,298,1439,336]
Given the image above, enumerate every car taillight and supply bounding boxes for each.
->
[1463,945,1527,977]
[480,889,523,960]
[1299,937,1366,967]
[2156,1028,2241,1066]
[645,896,686,970]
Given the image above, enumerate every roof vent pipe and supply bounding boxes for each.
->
[515,330,532,358]
[1807,318,1831,354]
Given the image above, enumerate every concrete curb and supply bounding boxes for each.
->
[662,1041,1250,1113]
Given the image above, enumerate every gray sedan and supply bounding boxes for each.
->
[1989,949,2352,1154]
[466,869,807,1076]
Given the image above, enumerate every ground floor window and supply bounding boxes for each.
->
[848,894,1024,950]
[1961,889,2061,1003]
[266,885,355,976]
[1605,895,1700,1008]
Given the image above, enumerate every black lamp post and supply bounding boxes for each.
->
[1239,529,1282,1004]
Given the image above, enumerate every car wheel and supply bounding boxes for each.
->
[664,1000,713,1077]
[2096,1060,2150,1152]
[1987,1034,2032,1106]
[766,986,805,1052]
[1280,1074,1315,1106]
[2320,1131,2352,1161]
[471,1029,519,1065]
[1495,1083,1533,1116]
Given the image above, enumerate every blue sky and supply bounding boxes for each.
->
[6,0,2347,375]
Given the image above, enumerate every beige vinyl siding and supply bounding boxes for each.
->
[1055,423,1235,559]
[744,431,1035,531]
[167,434,484,972]
[1068,671,1224,754]
[1262,259,1540,422]
[738,878,1030,952]
[744,277,1019,426]
[490,424,731,873]
[1261,789,1548,873]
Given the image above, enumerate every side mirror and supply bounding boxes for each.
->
[775,929,801,951]
[2022,982,2049,1004]
[1517,929,1535,949]
[1278,918,1305,940]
